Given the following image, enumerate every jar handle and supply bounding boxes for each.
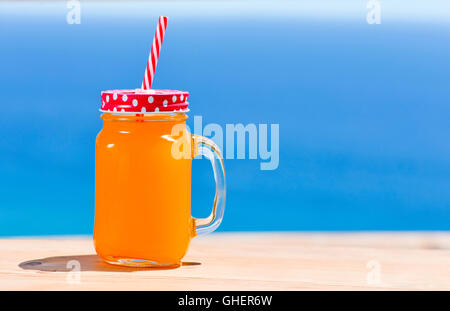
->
[191,134,226,236]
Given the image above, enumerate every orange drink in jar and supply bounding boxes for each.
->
[94,89,226,268]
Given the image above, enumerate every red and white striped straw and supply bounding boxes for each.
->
[141,16,168,90]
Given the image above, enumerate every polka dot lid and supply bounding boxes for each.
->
[100,89,189,113]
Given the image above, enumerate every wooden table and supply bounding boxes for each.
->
[1,232,450,290]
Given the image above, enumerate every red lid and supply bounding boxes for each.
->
[100,89,189,113]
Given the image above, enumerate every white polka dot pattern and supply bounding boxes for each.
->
[100,89,189,113]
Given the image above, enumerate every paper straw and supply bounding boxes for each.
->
[141,16,168,90]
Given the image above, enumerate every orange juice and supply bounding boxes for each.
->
[94,113,194,267]
[95,89,226,268]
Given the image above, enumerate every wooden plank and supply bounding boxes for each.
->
[1,232,450,290]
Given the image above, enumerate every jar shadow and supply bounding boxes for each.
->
[19,255,201,272]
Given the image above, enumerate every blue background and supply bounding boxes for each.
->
[1,1,450,236]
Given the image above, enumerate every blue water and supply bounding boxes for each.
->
[1,2,450,236]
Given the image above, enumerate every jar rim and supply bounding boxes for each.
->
[99,108,189,115]
[100,111,188,122]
